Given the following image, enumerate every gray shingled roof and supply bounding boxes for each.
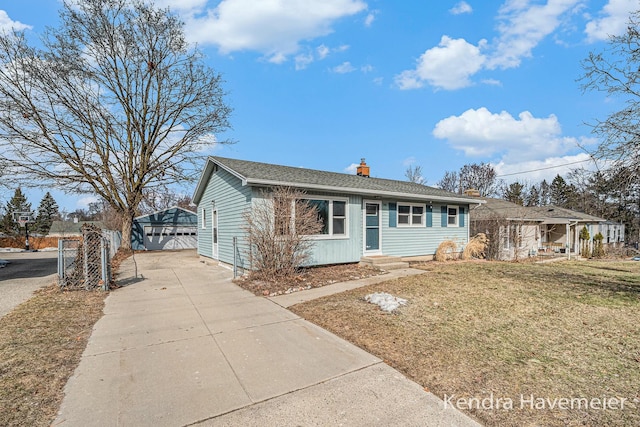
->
[471,198,606,223]
[209,156,480,203]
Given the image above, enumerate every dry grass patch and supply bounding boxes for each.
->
[291,260,640,427]
[234,263,384,296]
[0,285,106,427]
[434,240,458,261]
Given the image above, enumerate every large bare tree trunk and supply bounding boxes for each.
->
[120,213,134,251]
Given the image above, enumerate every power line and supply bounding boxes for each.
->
[496,158,592,178]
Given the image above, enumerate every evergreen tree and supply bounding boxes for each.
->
[550,175,569,206]
[503,182,525,205]
[539,180,551,205]
[0,188,32,235]
[525,184,540,206]
[35,192,59,234]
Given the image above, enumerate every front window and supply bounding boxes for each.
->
[398,203,425,227]
[447,206,458,227]
[307,198,348,237]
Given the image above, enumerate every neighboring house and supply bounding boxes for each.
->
[48,220,105,237]
[192,156,481,270]
[131,206,197,251]
[470,198,625,260]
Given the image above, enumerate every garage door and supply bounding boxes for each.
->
[143,226,197,250]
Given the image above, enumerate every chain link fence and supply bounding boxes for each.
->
[57,224,115,290]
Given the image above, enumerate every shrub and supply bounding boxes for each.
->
[462,233,488,260]
[579,226,591,258]
[592,232,605,258]
[242,186,324,281]
[435,240,458,262]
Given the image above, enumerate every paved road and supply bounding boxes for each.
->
[0,250,58,318]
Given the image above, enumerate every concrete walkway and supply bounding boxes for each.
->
[54,251,480,427]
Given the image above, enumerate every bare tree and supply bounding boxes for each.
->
[242,187,324,281]
[437,170,460,193]
[0,0,231,249]
[405,164,425,185]
[139,185,193,214]
[437,162,500,196]
[581,11,640,180]
[460,162,500,197]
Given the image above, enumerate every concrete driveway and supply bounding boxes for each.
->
[54,250,480,426]
[0,250,58,319]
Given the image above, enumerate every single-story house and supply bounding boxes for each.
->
[192,156,481,270]
[470,198,625,260]
[131,206,197,250]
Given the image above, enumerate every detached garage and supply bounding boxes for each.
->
[131,206,198,251]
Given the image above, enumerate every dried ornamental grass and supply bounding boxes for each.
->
[434,240,458,261]
[462,233,489,260]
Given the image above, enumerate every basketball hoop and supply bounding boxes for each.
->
[12,212,35,251]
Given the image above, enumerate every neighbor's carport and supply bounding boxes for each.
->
[131,206,197,251]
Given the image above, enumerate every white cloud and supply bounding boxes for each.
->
[316,44,331,59]
[372,76,384,85]
[395,36,486,90]
[364,9,379,27]
[432,107,594,162]
[76,196,99,209]
[153,0,209,11]
[295,53,314,70]
[361,64,374,73]
[332,61,356,73]
[182,0,366,63]
[487,0,582,69]
[585,0,636,42]
[344,163,359,174]
[0,10,31,32]
[295,43,349,69]
[450,1,473,15]
[481,78,502,86]
[494,153,595,183]
[402,156,418,167]
[396,0,582,90]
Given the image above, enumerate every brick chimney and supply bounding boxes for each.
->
[356,158,370,177]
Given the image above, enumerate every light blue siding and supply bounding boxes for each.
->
[248,191,363,266]
[306,193,362,265]
[381,201,470,257]
[196,162,471,266]
[197,167,252,270]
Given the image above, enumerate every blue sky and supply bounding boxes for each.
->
[0,0,636,212]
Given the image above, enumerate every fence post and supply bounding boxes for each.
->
[57,239,64,286]
[100,238,109,291]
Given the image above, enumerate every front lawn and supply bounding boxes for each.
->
[290,260,640,427]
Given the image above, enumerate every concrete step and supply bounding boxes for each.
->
[360,255,401,265]
[359,256,409,270]
[374,261,410,271]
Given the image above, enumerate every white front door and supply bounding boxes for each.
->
[212,209,218,259]
[363,200,382,254]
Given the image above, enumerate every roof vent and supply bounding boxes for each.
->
[356,158,370,177]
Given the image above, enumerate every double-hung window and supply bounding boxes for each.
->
[447,206,459,227]
[397,203,425,227]
[307,198,348,237]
